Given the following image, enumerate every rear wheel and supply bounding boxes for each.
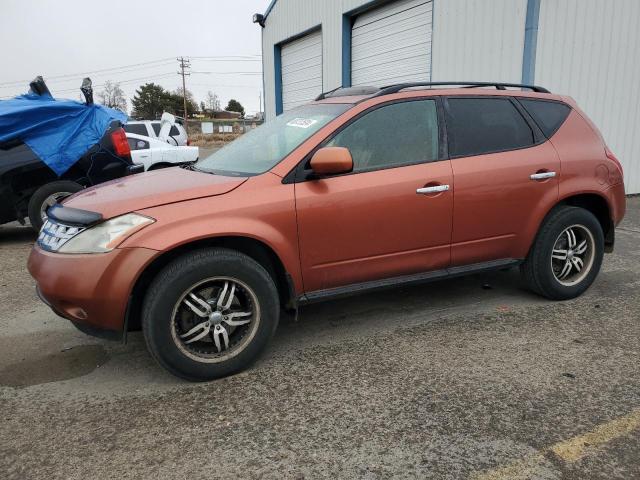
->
[28,180,83,231]
[142,248,280,381]
[521,206,604,300]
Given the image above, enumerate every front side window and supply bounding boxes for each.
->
[446,97,535,157]
[326,100,439,172]
[196,103,349,176]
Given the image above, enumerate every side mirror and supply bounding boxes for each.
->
[309,147,353,177]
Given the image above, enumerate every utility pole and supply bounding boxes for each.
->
[177,57,191,134]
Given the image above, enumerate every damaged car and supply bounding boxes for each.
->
[0,77,142,230]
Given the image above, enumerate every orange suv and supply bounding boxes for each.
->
[28,82,626,381]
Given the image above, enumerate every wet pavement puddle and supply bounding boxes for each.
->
[0,344,109,387]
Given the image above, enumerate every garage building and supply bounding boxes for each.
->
[256,0,640,194]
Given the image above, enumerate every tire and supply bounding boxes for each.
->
[28,180,83,231]
[142,248,280,381]
[521,206,604,300]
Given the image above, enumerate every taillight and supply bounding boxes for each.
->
[111,128,131,157]
[186,138,191,146]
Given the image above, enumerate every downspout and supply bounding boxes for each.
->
[522,0,541,84]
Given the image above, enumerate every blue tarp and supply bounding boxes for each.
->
[0,92,127,176]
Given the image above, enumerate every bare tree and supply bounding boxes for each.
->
[98,81,127,112]
[206,90,221,111]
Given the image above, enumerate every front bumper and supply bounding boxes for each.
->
[28,245,157,334]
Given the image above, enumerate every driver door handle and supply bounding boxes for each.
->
[416,184,450,194]
[530,171,556,180]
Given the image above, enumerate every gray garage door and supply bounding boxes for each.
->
[351,0,432,87]
[281,29,323,112]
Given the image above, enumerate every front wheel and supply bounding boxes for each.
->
[142,248,280,381]
[521,206,604,300]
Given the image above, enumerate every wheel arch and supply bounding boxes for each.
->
[529,192,614,257]
[127,235,296,332]
[558,192,613,250]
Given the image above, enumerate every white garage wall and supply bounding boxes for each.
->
[351,0,433,86]
[431,0,527,82]
[262,0,529,120]
[535,0,640,194]
[261,0,357,120]
[281,30,323,111]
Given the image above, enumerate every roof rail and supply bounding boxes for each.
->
[373,82,551,96]
[315,86,381,101]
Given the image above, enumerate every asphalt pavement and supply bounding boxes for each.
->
[0,198,639,479]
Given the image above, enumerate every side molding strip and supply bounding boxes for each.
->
[299,258,521,304]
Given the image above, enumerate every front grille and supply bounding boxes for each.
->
[37,219,85,252]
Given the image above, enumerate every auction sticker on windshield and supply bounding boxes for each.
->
[286,118,318,129]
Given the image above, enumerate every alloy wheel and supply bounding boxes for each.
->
[550,224,595,287]
[171,277,260,363]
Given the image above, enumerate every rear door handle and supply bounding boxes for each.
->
[416,184,450,194]
[530,171,556,180]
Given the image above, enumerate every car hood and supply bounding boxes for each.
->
[63,167,247,219]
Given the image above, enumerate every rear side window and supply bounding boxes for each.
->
[326,100,439,172]
[127,138,149,150]
[446,98,535,157]
[519,99,571,138]
[151,122,161,135]
[124,124,148,137]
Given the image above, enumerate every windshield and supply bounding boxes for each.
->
[195,103,350,176]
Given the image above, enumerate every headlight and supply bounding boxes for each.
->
[58,213,155,254]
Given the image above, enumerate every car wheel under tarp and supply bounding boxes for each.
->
[28,180,83,231]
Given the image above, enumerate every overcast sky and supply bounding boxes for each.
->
[0,0,269,115]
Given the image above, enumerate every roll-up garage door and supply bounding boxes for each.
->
[351,0,432,87]
[281,29,322,112]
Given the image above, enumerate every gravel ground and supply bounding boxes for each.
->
[0,198,638,479]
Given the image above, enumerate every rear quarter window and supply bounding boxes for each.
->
[518,99,571,138]
[446,97,535,157]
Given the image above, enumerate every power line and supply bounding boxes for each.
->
[0,72,179,98]
[0,55,263,88]
[54,72,177,93]
[0,58,177,87]
[0,62,177,90]
[191,71,262,75]
[189,55,261,59]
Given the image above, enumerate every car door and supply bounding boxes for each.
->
[444,96,560,266]
[295,98,453,293]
